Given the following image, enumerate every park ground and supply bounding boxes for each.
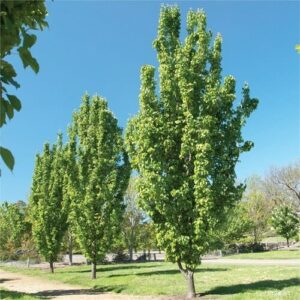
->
[1,250,300,300]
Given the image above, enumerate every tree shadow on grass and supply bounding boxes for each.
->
[0,278,14,283]
[67,263,157,274]
[108,267,228,278]
[0,289,47,299]
[201,278,300,297]
[33,285,126,297]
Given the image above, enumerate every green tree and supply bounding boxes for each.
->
[126,6,258,297]
[73,94,130,279]
[29,135,68,273]
[243,176,272,243]
[0,0,48,171]
[122,177,144,261]
[271,205,299,247]
[0,200,29,260]
[218,203,252,246]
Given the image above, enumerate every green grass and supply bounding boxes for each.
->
[1,261,300,299]
[0,289,43,299]
[225,250,300,260]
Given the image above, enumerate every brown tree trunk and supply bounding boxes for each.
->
[177,261,196,298]
[287,238,290,247]
[68,233,73,266]
[50,261,54,273]
[129,246,133,261]
[91,261,97,279]
[186,270,196,298]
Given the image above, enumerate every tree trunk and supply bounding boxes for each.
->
[186,270,196,298]
[129,246,133,261]
[68,233,73,266]
[91,261,97,279]
[287,238,290,247]
[50,261,54,273]
[177,261,196,298]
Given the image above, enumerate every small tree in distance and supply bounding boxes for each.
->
[271,205,299,247]
[126,6,258,297]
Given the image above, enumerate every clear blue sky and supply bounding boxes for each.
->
[1,0,299,202]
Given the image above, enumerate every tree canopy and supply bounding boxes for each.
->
[0,0,48,171]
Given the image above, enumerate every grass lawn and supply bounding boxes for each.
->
[0,289,43,299]
[1,261,300,299]
[225,249,300,260]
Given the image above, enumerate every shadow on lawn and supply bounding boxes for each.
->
[0,278,14,283]
[201,277,300,297]
[108,267,228,277]
[0,289,47,299]
[67,263,157,273]
[33,285,126,297]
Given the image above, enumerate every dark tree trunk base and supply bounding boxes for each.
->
[50,261,54,273]
[91,262,97,279]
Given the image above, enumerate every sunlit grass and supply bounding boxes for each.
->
[1,261,299,299]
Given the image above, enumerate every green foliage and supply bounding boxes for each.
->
[0,0,47,171]
[0,200,30,260]
[72,94,130,271]
[29,134,68,268]
[271,205,299,246]
[122,177,145,258]
[218,203,253,246]
[126,6,258,295]
[243,176,272,243]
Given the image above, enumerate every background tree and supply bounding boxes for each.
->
[29,135,68,273]
[126,6,258,297]
[0,0,48,171]
[73,94,130,279]
[264,161,300,208]
[122,177,144,260]
[0,200,29,260]
[138,221,157,260]
[243,176,272,244]
[218,202,252,247]
[271,205,299,247]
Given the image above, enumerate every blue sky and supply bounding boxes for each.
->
[1,0,299,202]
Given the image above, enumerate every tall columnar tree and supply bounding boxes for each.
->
[271,205,299,247]
[73,94,130,279]
[126,6,258,297]
[29,134,68,273]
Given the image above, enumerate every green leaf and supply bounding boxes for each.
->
[3,99,14,119]
[0,99,6,127]
[0,146,15,171]
[23,33,37,49]
[17,47,39,73]
[7,95,22,111]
